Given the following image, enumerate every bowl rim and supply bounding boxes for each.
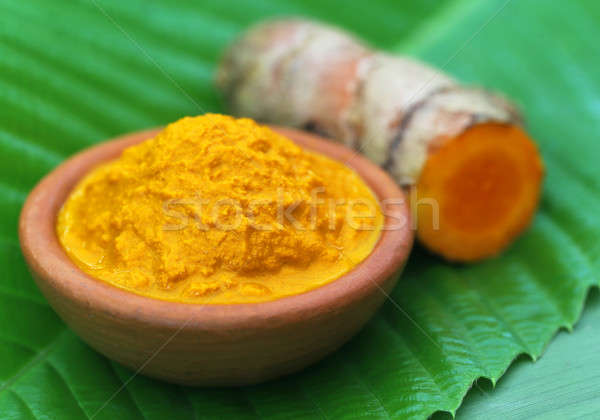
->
[19,125,413,330]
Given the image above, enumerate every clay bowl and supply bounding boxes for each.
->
[19,126,413,386]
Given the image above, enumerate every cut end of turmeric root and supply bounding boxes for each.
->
[414,123,544,262]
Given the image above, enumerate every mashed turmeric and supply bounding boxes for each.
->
[57,114,382,304]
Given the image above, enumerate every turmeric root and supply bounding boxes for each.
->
[216,19,544,262]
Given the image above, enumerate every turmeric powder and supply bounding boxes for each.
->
[57,114,383,304]
[217,19,545,262]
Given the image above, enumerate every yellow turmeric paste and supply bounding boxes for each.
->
[57,114,382,304]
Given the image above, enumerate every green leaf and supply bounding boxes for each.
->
[1,0,598,418]
[439,290,600,420]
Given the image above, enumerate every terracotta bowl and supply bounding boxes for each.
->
[19,126,413,386]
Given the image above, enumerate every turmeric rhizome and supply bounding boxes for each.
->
[217,19,545,262]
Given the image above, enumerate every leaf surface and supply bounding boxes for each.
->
[1,0,598,418]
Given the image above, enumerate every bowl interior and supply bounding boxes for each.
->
[19,126,413,329]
